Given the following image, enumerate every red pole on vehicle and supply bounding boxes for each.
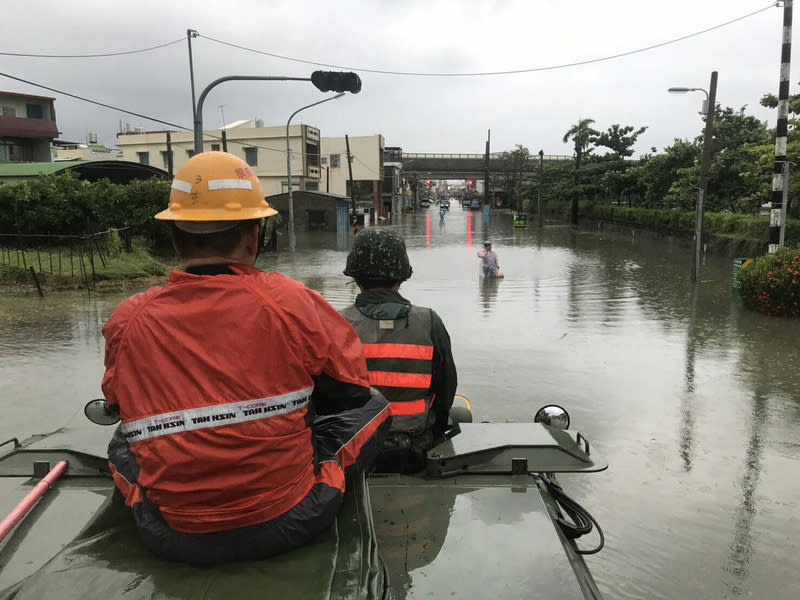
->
[0,460,68,542]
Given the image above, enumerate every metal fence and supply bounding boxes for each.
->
[0,228,132,293]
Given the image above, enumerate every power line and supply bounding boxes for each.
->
[353,154,381,177]
[199,4,775,76]
[0,71,187,129]
[0,71,290,157]
[0,38,185,58]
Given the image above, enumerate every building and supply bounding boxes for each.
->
[0,91,59,162]
[383,147,404,215]
[53,138,121,162]
[115,120,321,196]
[320,135,385,215]
[116,122,388,218]
[267,190,350,233]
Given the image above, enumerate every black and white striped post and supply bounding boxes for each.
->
[770,0,793,253]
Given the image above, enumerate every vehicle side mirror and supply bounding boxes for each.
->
[534,405,570,430]
[84,399,121,426]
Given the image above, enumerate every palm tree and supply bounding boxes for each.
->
[563,118,598,224]
[562,118,597,169]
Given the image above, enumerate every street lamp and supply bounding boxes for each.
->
[668,87,709,114]
[667,71,718,283]
[192,70,361,154]
[286,92,345,252]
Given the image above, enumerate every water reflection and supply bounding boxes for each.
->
[723,387,766,597]
[680,286,699,472]
[478,277,499,317]
[2,210,800,600]
[373,483,543,600]
[372,485,456,600]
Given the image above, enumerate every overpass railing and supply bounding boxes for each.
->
[401,152,574,161]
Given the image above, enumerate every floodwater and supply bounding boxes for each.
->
[1,206,799,600]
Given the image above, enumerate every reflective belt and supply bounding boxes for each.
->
[368,371,432,389]
[120,386,313,443]
[363,344,433,360]
[389,398,428,416]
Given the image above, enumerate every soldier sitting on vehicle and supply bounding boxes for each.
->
[341,228,458,473]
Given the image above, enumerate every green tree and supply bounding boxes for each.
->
[590,124,648,158]
[633,139,699,209]
[563,118,598,224]
[508,144,530,211]
[759,88,800,217]
[664,106,770,213]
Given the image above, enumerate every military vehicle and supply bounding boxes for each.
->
[0,400,606,599]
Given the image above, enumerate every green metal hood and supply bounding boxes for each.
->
[426,423,607,477]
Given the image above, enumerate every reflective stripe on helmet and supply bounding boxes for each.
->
[208,179,254,191]
[171,179,193,194]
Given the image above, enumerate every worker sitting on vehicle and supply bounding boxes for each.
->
[340,228,458,473]
[101,151,390,565]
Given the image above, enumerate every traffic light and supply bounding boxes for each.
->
[426,179,432,185]
[311,71,362,94]
[468,179,475,187]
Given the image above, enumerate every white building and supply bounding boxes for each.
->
[116,123,387,214]
[116,120,322,197]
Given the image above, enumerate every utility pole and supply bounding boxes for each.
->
[691,71,718,283]
[218,104,226,129]
[166,132,174,177]
[346,134,356,217]
[537,150,544,228]
[770,0,793,252]
[186,29,199,136]
[483,129,490,209]
[286,93,345,251]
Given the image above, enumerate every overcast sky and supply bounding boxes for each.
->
[2,0,793,158]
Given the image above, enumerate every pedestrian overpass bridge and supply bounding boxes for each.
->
[395,152,573,180]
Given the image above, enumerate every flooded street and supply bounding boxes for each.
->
[2,206,799,599]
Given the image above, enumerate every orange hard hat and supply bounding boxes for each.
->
[155,151,278,224]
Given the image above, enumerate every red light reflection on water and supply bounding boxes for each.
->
[467,211,472,246]
[426,212,431,248]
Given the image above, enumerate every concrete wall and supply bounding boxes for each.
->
[54,146,120,162]
[320,135,384,197]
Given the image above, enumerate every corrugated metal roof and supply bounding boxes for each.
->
[0,161,71,176]
[0,160,168,184]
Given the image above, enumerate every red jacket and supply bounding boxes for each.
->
[102,264,377,534]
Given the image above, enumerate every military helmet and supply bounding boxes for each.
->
[344,228,413,282]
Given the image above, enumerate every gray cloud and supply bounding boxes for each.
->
[2,0,790,157]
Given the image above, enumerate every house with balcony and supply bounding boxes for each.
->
[0,91,59,162]
[115,120,322,196]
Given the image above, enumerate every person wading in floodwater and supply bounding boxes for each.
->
[478,241,499,279]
